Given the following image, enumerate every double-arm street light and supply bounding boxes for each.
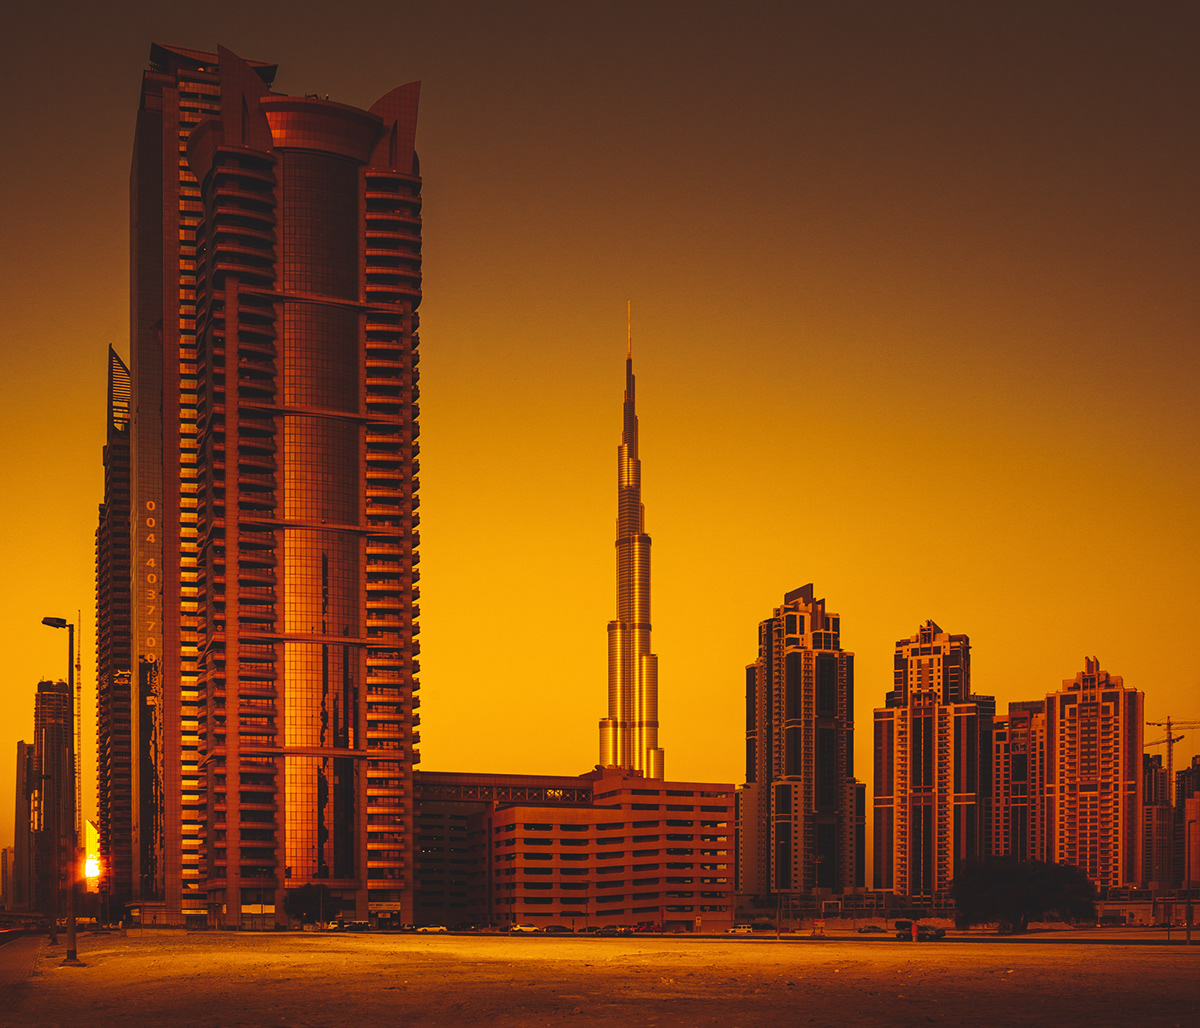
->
[41,616,83,965]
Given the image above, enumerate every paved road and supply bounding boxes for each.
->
[0,936,41,1016]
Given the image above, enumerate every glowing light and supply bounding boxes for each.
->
[86,854,101,881]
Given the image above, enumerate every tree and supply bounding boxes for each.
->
[950,858,1096,933]
[283,884,343,925]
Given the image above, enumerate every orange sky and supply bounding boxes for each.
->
[1,1,1197,852]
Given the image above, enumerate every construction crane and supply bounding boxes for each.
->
[1146,717,1200,803]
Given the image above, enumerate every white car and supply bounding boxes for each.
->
[726,924,754,934]
[508,923,541,934]
[416,925,448,933]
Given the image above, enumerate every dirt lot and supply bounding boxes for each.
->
[4,931,1198,1028]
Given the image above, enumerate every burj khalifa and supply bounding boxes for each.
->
[599,308,665,778]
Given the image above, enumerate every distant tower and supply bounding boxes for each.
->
[1142,753,1173,888]
[13,742,35,911]
[873,620,994,900]
[1178,756,1200,889]
[32,681,71,919]
[96,346,133,911]
[599,309,664,778]
[737,585,861,904]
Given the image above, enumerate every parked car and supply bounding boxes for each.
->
[895,921,945,941]
[856,925,888,934]
[345,921,372,932]
[415,925,447,933]
[509,923,541,934]
[576,925,602,934]
[541,925,572,934]
[595,925,630,937]
[726,924,754,934]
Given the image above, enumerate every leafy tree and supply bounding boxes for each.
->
[950,858,1096,933]
[283,883,343,924]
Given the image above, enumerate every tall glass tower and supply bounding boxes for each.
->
[738,585,861,904]
[96,347,133,911]
[125,44,422,926]
[873,620,994,899]
[599,313,664,778]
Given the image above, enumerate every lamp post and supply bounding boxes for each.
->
[42,617,82,965]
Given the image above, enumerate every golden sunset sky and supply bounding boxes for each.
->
[1,1,1197,850]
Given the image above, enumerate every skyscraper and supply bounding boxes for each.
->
[1142,753,1173,889]
[873,621,994,900]
[738,585,860,905]
[1045,658,1142,888]
[1,846,13,910]
[599,319,664,778]
[32,681,71,918]
[126,43,422,926]
[96,346,133,910]
[1176,756,1200,890]
[990,700,1049,864]
[12,742,34,911]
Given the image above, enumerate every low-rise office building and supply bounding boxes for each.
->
[413,769,734,930]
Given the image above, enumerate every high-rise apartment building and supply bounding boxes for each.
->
[32,682,71,918]
[1045,658,1142,888]
[125,43,422,926]
[1,846,13,910]
[990,700,1048,863]
[599,331,664,778]
[1174,755,1200,890]
[1142,753,1173,889]
[96,347,133,909]
[738,585,860,904]
[873,621,993,900]
[12,742,34,911]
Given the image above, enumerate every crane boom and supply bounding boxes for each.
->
[1145,717,1200,803]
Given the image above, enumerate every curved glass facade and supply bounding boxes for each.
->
[132,44,421,927]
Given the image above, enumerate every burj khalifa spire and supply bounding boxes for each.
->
[599,305,665,778]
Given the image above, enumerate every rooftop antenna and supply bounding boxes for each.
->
[627,301,632,360]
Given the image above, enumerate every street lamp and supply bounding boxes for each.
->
[42,617,82,965]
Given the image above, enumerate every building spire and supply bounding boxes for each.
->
[627,300,632,360]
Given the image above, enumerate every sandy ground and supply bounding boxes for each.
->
[3,931,1198,1028]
